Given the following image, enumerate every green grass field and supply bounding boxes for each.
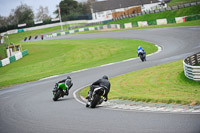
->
[168,0,200,6]
[79,60,200,105]
[1,0,199,105]
[0,39,157,89]
[0,43,7,60]
[108,5,200,25]
[51,5,200,36]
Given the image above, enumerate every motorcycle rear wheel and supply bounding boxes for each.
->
[90,94,101,108]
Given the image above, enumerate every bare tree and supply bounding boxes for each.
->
[87,0,96,3]
[36,6,51,21]
[6,9,17,25]
[14,3,34,24]
[0,16,7,27]
[0,3,34,27]
[0,9,16,27]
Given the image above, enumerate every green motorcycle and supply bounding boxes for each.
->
[52,83,68,101]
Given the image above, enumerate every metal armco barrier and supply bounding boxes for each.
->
[183,52,200,81]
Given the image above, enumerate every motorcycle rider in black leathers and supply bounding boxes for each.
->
[54,76,73,95]
[86,75,111,102]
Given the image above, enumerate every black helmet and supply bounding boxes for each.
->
[67,76,71,79]
[102,75,108,80]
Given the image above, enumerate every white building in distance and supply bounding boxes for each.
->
[91,0,167,20]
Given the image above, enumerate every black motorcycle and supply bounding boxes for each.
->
[138,52,146,62]
[86,87,106,108]
[52,83,68,101]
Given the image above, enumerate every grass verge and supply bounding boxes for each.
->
[0,39,157,89]
[79,60,200,105]
[108,5,200,24]
[7,24,72,44]
[168,0,200,6]
[0,43,7,60]
[71,20,200,35]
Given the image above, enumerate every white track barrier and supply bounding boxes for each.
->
[175,17,185,23]
[1,58,10,66]
[156,19,167,25]
[79,28,84,32]
[89,27,95,31]
[15,52,22,60]
[124,23,133,29]
[137,21,148,27]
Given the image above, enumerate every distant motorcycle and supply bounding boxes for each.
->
[138,50,146,62]
[139,52,146,62]
[52,83,69,101]
[86,87,106,108]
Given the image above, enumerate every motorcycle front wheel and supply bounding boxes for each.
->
[53,90,62,101]
[140,54,145,62]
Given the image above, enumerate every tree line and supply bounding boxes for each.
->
[0,0,95,33]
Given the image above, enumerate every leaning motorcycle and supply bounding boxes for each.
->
[52,83,68,101]
[138,52,146,62]
[86,87,106,108]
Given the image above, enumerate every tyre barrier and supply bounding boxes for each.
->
[183,52,200,81]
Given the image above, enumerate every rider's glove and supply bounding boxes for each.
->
[55,83,58,89]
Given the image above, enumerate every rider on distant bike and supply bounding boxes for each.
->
[137,46,146,61]
[86,75,111,102]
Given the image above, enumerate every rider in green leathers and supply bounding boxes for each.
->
[54,76,73,95]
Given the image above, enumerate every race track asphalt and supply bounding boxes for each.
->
[0,26,200,133]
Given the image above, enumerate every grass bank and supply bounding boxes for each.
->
[168,0,200,6]
[108,5,200,25]
[79,60,200,105]
[0,39,157,89]
[0,43,7,60]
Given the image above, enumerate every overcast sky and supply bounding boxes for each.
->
[0,0,87,18]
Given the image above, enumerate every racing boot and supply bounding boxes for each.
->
[65,89,69,95]
[86,91,92,99]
